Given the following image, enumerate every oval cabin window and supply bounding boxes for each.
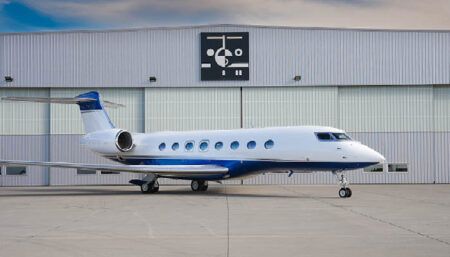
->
[264,140,274,149]
[215,142,223,150]
[199,141,209,151]
[185,142,194,151]
[230,141,239,150]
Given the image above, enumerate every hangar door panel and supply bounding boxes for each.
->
[241,87,339,184]
[339,86,433,133]
[339,86,434,183]
[49,88,144,185]
[50,88,145,134]
[145,88,240,132]
[433,86,450,183]
[0,88,49,135]
[242,87,339,129]
[0,89,49,186]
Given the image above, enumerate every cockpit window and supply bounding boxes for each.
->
[332,133,352,141]
[316,132,352,141]
[316,133,333,141]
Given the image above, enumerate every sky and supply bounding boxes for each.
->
[0,0,450,32]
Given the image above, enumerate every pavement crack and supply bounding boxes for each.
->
[281,186,450,247]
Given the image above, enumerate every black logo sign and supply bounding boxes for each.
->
[201,32,249,81]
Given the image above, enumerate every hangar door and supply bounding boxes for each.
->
[49,88,145,185]
[145,88,241,132]
[145,87,241,184]
[0,89,50,186]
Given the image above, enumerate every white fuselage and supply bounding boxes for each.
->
[81,126,385,180]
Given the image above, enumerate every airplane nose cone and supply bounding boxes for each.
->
[355,144,385,164]
[372,150,386,164]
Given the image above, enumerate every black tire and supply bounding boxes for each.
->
[200,182,208,191]
[339,188,347,198]
[345,188,352,198]
[141,183,151,194]
[141,181,159,194]
[191,180,200,191]
[192,180,208,192]
[150,181,160,193]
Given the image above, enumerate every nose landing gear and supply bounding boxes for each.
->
[333,171,352,198]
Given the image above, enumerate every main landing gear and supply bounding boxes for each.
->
[129,174,159,194]
[191,180,208,192]
[140,180,159,194]
[333,171,352,198]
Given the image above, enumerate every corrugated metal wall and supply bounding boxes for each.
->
[49,135,141,185]
[1,25,450,88]
[0,89,49,134]
[145,88,240,132]
[50,88,145,134]
[0,89,49,186]
[242,86,447,184]
[0,135,49,186]
[242,87,339,128]
[1,25,450,186]
[433,86,450,183]
[48,88,145,185]
[1,86,450,185]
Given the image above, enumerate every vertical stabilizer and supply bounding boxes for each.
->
[76,91,115,133]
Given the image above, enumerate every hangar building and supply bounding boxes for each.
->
[1,24,450,186]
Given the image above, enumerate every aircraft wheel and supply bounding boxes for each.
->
[345,188,352,198]
[141,181,159,194]
[191,180,207,192]
[339,188,347,198]
[191,180,200,191]
[200,181,208,191]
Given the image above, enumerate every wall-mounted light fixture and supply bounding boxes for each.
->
[4,76,13,82]
[293,75,301,81]
[149,76,157,82]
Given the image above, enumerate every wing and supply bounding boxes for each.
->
[0,160,228,176]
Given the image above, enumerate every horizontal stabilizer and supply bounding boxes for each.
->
[1,96,125,108]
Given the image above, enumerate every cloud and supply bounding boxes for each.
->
[310,0,383,7]
[5,0,450,30]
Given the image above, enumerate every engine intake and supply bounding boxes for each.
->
[81,129,135,154]
[115,130,134,152]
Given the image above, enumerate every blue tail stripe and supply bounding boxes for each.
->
[76,91,103,111]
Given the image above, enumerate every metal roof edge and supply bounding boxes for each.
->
[1,23,450,36]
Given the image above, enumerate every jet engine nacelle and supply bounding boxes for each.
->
[81,129,135,154]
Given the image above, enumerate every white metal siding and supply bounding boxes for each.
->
[145,87,240,132]
[242,87,338,128]
[50,88,145,134]
[434,132,450,183]
[49,135,141,185]
[339,86,433,132]
[1,25,450,88]
[434,86,450,132]
[0,88,49,135]
[0,135,49,186]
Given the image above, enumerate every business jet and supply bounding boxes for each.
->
[0,91,385,198]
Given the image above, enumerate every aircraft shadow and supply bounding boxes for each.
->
[0,186,337,199]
